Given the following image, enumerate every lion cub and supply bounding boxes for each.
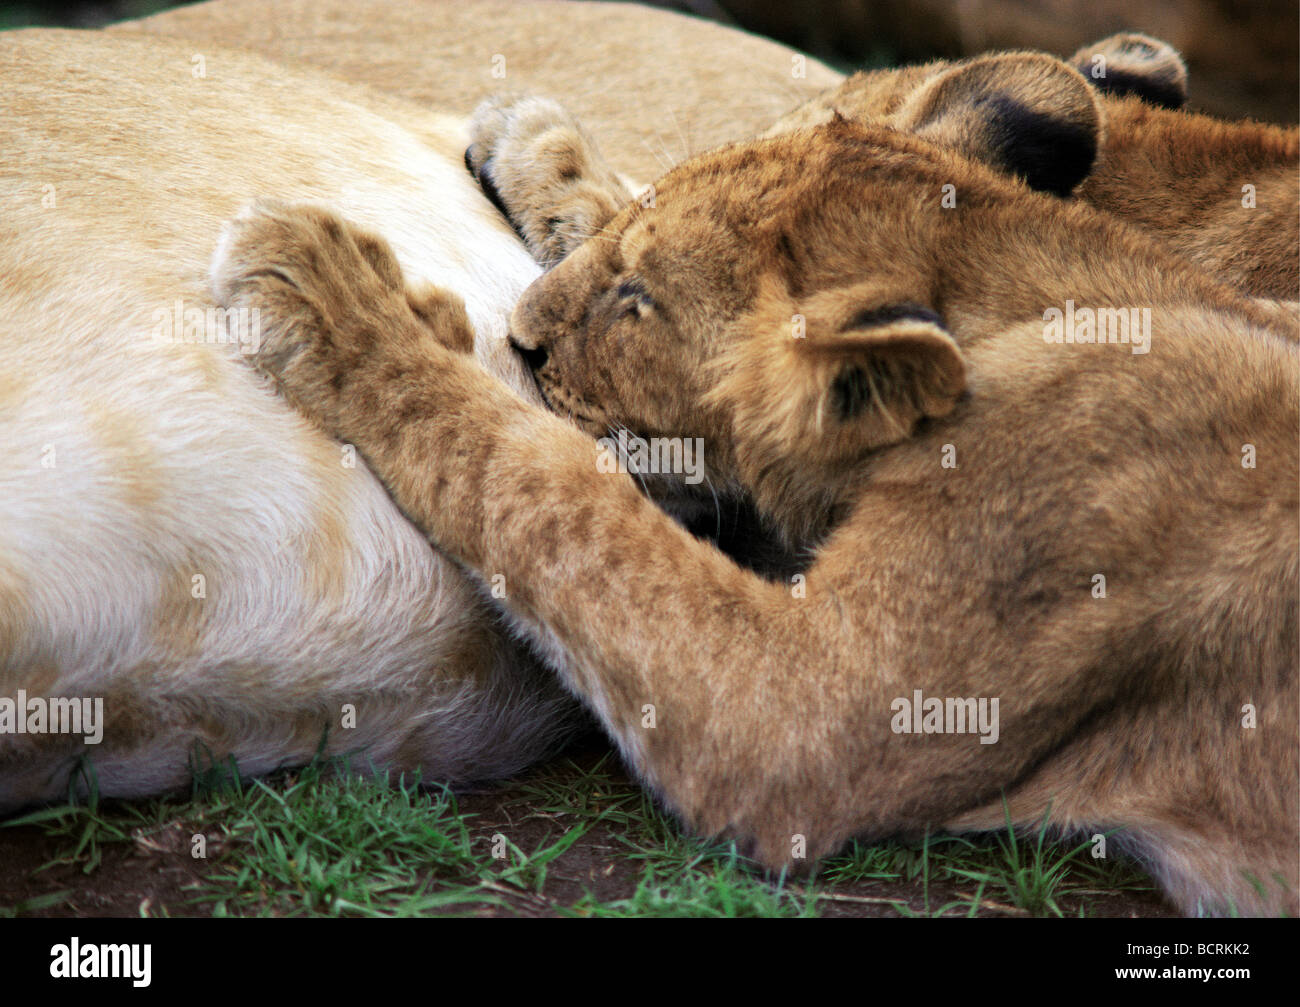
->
[214,75,1297,916]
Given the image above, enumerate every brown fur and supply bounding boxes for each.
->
[1076,97,1300,300]
[214,103,1298,915]
[771,40,1299,299]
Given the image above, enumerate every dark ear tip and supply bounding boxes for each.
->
[1070,33,1189,110]
[848,303,945,331]
[1088,74,1187,111]
[983,95,1098,196]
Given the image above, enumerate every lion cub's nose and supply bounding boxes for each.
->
[509,335,549,372]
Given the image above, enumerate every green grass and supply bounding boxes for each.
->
[0,751,1156,917]
[567,856,816,918]
[819,823,1151,918]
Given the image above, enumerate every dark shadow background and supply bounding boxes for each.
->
[2,0,1296,121]
[1,0,174,28]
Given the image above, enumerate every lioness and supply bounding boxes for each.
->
[215,103,1299,916]
[0,30,575,808]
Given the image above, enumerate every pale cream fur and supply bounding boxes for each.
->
[111,0,844,184]
[0,30,573,807]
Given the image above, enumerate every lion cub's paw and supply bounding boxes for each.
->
[210,200,422,426]
[466,94,630,268]
[212,198,405,310]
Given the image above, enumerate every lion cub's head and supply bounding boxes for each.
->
[511,126,961,545]
[768,34,1188,196]
[767,49,1102,197]
[509,65,1109,544]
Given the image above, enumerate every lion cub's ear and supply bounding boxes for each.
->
[818,304,966,433]
[894,52,1103,196]
[1069,33,1188,110]
[709,284,966,467]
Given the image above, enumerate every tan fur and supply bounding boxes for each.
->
[771,39,1299,299]
[218,101,1298,917]
[111,0,842,185]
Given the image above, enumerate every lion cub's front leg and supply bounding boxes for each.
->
[212,202,854,873]
[466,95,632,268]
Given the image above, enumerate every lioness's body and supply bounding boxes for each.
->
[110,0,842,183]
[0,31,571,807]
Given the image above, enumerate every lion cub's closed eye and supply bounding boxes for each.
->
[615,278,654,316]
